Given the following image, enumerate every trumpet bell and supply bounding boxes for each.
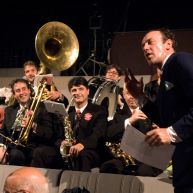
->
[35,21,79,71]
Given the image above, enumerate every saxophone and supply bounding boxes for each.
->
[106,142,136,166]
[60,98,74,158]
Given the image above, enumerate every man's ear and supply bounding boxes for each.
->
[165,39,173,50]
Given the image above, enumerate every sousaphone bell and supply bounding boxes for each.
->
[35,21,79,72]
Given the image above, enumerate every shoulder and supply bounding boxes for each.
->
[86,102,106,112]
[165,52,193,73]
[5,103,18,112]
[169,52,193,64]
[68,106,75,114]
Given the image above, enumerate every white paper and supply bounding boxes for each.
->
[120,125,175,170]
[43,100,67,116]
[34,74,53,87]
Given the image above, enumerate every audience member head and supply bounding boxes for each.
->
[105,64,123,82]
[23,60,39,84]
[3,167,49,193]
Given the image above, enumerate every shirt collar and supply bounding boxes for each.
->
[75,102,88,113]
[162,54,172,69]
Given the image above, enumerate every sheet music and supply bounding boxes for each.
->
[34,74,53,87]
[43,100,67,116]
[120,125,175,170]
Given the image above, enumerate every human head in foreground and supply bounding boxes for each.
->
[3,167,49,193]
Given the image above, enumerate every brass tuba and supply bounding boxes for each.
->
[35,21,79,73]
[17,21,79,146]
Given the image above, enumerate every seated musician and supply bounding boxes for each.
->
[0,78,64,168]
[104,64,132,115]
[23,60,69,107]
[60,76,109,171]
[100,76,162,176]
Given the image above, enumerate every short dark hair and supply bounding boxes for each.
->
[148,28,178,51]
[10,78,30,94]
[68,76,89,91]
[105,64,123,76]
[23,60,39,71]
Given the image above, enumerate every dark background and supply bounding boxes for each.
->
[1,0,193,75]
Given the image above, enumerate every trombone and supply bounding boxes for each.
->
[16,80,47,146]
[1,21,79,148]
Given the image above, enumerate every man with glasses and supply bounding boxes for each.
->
[105,64,123,82]
[105,64,131,114]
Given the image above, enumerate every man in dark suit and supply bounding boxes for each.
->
[100,83,161,176]
[126,28,193,193]
[60,76,108,171]
[0,78,64,168]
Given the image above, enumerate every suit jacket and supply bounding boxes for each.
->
[106,108,151,143]
[68,102,108,151]
[146,52,193,188]
[0,101,64,148]
[144,79,159,103]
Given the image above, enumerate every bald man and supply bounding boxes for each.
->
[3,167,49,193]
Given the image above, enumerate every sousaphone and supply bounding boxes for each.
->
[35,21,79,72]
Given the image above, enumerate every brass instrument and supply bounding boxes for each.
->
[60,98,74,158]
[0,80,47,147]
[106,142,136,166]
[17,80,47,145]
[35,21,79,96]
[35,21,79,72]
[60,115,74,158]
[1,22,79,147]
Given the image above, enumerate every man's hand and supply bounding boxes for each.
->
[48,91,62,101]
[128,109,148,125]
[0,146,7,164]
[69,143,84,157]
[21,110,33,128]
[145,128,171,146]
[124,68,144,98]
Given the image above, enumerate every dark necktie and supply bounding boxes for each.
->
[74,109,81,138]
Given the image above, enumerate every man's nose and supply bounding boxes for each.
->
[143,43,149,51]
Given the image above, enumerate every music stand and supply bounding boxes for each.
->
[74,53,107,76]
[43,100,67,116]
[74,54,94,76]
[75,10,103,76]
